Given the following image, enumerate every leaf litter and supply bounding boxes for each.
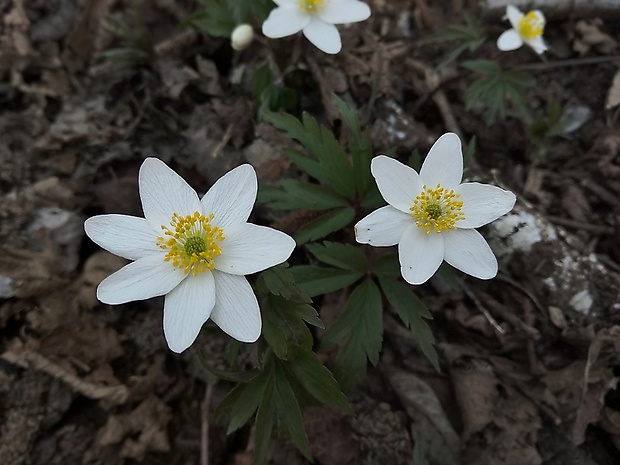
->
[1,0,620,464]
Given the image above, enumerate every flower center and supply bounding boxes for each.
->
[518,11,544,41]
[157,211,224,276]
[410,184,464,234]
[298,0,327,14]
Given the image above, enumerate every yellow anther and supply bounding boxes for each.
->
[410,184,465,234]
[518,11,544,41]
[298,0,327,14]
[157,211,224,276]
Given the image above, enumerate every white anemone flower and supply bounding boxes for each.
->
[262,0,371,54]
[355,133,516,285]
[84,158,296,353]
[497,5,547,54]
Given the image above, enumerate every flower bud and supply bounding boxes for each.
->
[231,24,254,51]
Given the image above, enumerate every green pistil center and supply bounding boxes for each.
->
[298,0,327,14]
[184,236,207,256]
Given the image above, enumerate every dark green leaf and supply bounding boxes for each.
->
[379,278,439,371]
[305,241,367,272]
[294,207,355,245]
[186,0,236,37]
[258,180,348,211]
[261,294,315,360]
[323,279,383,391]
[273,363,312,460]
[217,368,272,433]
[371,253,400,278]
[252,376,276,465]
[290,265,363,298]
[287,351,352,413]
[258,264,311,303]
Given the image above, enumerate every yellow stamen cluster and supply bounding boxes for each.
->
[157,211,224,276]
[410,184,464,234]
[298,0,327,14]
[518,11,544,41]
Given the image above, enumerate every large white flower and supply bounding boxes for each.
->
[497,5,547,54]
[84,158,296,353]
[262,0,371,54]
[355,133,516,285]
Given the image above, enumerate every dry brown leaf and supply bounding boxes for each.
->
[384,367,461,465]
[304,406,361,465]
[605,68,620,110]
[96,395,172,460]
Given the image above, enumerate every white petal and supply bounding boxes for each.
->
[85,215,159,260]
[201,164,257,229]
[506,5,523,29]
[302,18,341,54]
[215,223,296,275]
[163,271,216,353]
[497,29,523,51]
[525,35,547,54]
[443,229,497,279]
[354,206,411,246]
[97,254,186,304]
[319,0,371,24]
[420,133,463,188]
[456,183,516,229]
[139,158,201,232]
[262,7,310,38]
[211,272,261,343]
[398,225,444,285]
[370,155,423,214]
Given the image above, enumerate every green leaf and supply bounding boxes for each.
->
[305,241,367,272]
[371,253,400,278]
[461,59,501,75]
[261,294,315,360]
[258,266,322,360]
[258,264,311,303]
[186,0,236,37]
[332,95,374,196]
[290,265,363,298]
[273,363,312,460]
[294,207,355,245]
[264,111,356,199]
[217,367,272,433]
[253,376,276,465]
[287,351,352,414]
[379,278,439,371]
[258,180,348,211]
[323,279,383,391]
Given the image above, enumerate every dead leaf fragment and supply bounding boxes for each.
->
[385,367,461,465]
[96,395,172,460]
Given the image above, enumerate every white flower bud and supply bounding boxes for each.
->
[231,24,254,51]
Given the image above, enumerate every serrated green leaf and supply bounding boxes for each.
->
[253,375,276,465]
[217,368,272,433]
[273,363,312,460]
[287,351,352,414]
[264,110,356,199]
[258,264,311,303]
[258,180,348,211]
[294,207,355,245]
[462,59,501,75]
[379,278,439,371]
[305,241,368,272]
[332,95,374,196]
[262,294,315,360]
[371,253,400,278]
[290,265,363,298]
[323,279,383,391]
[186,0,236,37]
